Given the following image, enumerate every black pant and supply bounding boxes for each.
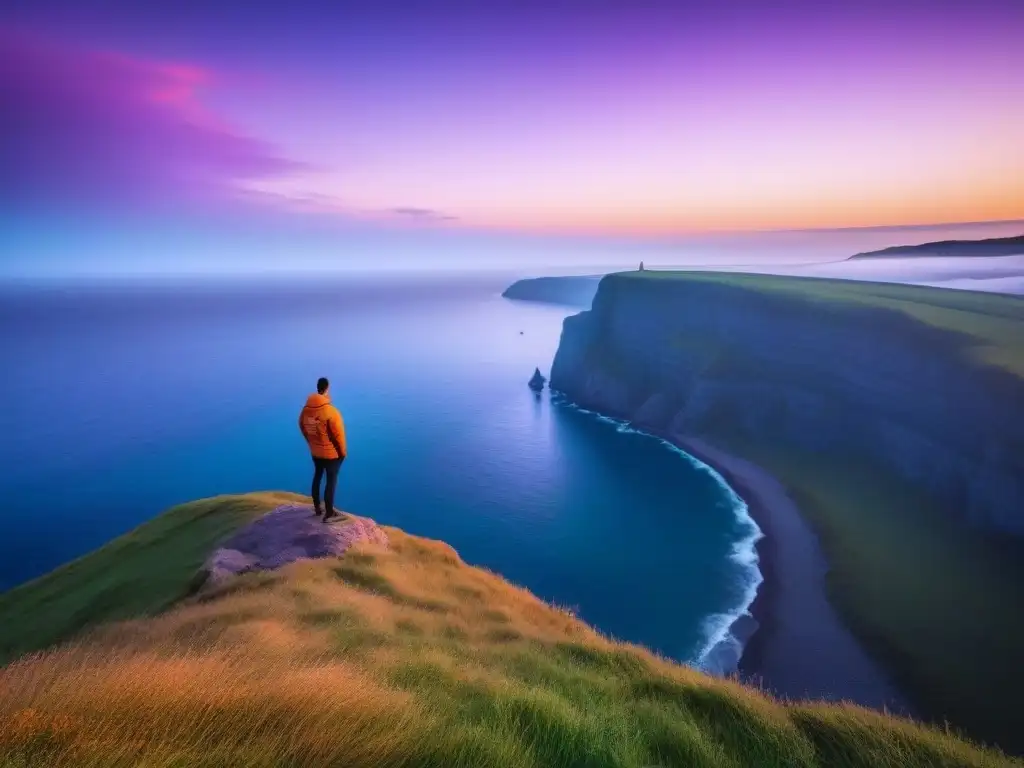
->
[311,456,343,514]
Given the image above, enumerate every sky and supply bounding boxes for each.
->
[2,0,1023,276]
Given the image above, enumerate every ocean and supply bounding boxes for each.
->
[0,273,759,669]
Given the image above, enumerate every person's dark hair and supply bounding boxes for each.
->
[317,377,329,394]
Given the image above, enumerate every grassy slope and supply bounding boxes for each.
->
[2,495,1017,768]
[0,491,295,665]
[618,271,1024,751]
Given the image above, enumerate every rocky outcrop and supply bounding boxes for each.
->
[550,273,1024,536]
[195,505,388,590]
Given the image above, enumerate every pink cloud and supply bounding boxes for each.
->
[0,27,308,212]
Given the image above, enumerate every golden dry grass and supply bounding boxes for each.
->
[0,494,1019,767]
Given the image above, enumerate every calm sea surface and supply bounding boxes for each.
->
[0,274,757,666]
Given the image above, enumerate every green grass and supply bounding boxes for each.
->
[0,491,295,665]
[2,494,1018,767]
[620,270,1024,378]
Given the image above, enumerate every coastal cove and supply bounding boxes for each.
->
[547,395,765,677]
[551,396,910,712]
[0,274,758,675]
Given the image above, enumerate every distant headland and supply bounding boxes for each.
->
[849,234,1024,260]
[501,275,601,307]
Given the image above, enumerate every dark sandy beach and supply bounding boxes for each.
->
[672,435,913,714]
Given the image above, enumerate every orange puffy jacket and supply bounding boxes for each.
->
[298,393,347,460]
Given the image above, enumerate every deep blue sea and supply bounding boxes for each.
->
[0,273,759,669]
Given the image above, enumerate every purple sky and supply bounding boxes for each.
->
[2,0,1023,274]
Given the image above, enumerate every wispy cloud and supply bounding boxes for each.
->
[0,26,307,212]
[236,186,461,225]
[388,207,459,223]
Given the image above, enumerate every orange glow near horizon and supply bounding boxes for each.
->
[5,3,1024,251]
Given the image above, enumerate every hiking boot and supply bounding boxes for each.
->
[313,506,323,517]
[321,511,337,523]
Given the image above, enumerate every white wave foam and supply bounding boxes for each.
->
[550,393,765,675]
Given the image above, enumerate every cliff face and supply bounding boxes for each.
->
[551,273,1024,535]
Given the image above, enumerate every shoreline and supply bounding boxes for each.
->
[669,434,913,713]
[665,436,781,682]
[552,393,910,712]
[552,398,765,676]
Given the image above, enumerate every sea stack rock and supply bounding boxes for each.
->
[528,367,547,392]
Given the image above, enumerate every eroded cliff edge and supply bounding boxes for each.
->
[549,270,1024,751]
[551,272,1024,534]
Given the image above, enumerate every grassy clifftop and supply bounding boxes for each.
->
[624,270,1024,378]
[1,493,1018,767]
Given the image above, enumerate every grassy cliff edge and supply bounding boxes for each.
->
[1,493,1018,767]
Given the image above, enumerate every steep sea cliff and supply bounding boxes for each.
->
[550,272,1024,535]
[547,270,1024,751]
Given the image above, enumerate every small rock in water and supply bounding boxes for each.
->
[528,367,547,391]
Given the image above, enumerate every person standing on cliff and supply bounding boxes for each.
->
[299,377,347,523]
